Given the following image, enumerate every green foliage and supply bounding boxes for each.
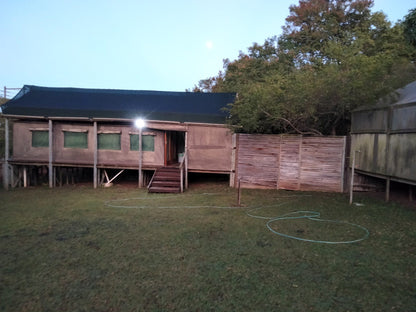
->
[403,8,416,47]
[194,0,416,135]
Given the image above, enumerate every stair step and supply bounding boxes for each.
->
[149,186,181,193]
[148,167,182,194]
[152,181,180,187]
[154,177,180,182]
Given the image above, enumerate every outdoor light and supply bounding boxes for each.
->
[135,118,146,129]
[134,118,146,188]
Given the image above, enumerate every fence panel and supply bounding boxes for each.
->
[235,134,345,192]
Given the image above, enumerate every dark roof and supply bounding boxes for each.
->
[354,80,416,112]
[1,85,236,124]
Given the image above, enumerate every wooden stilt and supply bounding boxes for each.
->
[385,178,390,202]
[48,120,53,188]
[93,121,98,189]
[3,118,9,190]
[23,166,27,187]
[237,179,241,207]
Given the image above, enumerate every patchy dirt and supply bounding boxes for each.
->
[363,182,416,210]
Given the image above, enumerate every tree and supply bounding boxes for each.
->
[403,8,416,47]
[193,0,416,135]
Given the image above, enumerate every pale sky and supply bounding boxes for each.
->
[1,0,414,98]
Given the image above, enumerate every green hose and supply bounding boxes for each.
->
[265,211,370,244]
[104,194,369,244]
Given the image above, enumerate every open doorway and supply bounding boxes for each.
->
[165,131,185,166]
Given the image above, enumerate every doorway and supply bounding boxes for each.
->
[164,131,185,166]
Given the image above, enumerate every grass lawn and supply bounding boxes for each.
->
[1,181,415,311]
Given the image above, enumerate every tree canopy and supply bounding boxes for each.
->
[403,8,416,47]
[192,0,416,135]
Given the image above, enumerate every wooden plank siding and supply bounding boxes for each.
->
[10,120,234,174]
[236,134,280,189]
[279,136,302,190]
[299,137,346,192]
[186,124,233,173]
[235,134,346,192]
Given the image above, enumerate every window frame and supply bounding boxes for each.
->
[97,131,122,150]
[129,133,155,152]
[30,129,49,148]
[63,130,89,149]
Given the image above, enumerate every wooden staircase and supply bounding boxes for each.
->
[148,167,182,193]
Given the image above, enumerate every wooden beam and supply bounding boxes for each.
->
[48,120,53,188]
[3,118,9,190]
[385,178,390,202]
[93,121,98,189]
[138,127,143,188]
[23,166,28,187]
[230,133,236,187]
[297,136,302,190]
[340,136,347,193]
[185,130,188,189]
[349,150,359,205]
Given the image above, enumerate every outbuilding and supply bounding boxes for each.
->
[350,80,416,201]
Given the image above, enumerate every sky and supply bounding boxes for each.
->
[1,0,415,98]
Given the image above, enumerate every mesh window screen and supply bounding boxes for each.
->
[130,134,155,151]
[98,133,121,150]
[64,131,88,149]
[32,131,49,147]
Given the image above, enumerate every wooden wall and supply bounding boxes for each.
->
[187,124,233,172]
[11,120,347,193]
[11,120,233,173]
[12,121,166,169]
[351,101,416,185]
[235,134,346,192]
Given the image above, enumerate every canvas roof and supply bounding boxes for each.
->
[1,85,236,124]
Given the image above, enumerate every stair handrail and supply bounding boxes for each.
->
[179,150,187,193]
[147,169,157,190]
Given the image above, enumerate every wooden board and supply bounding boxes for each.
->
[236,134,280,188]
[235,134,346,192]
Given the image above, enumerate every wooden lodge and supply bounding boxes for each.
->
[1,85,236,191]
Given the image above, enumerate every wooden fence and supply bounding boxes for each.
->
[235,134,346,192]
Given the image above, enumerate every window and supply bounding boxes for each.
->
[98,133,121,150]
[130,134,155,151]
[64,131,88,149]
[32,130,49,147]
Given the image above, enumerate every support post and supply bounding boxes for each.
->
[385,178,390,202]
[349,150,359,205]
[237,179,241,207]
[48,120,53,188]
[180,166,184,193]
[23,166,27,187]
[93,121,98,189]
[3,118,9,190]
[230,133,236,188]
[138,127,143,188]
[184,131,188,189]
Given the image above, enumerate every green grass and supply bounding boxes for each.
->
[1,182,415,311]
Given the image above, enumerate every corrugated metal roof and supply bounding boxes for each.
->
[1,85,236,124]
